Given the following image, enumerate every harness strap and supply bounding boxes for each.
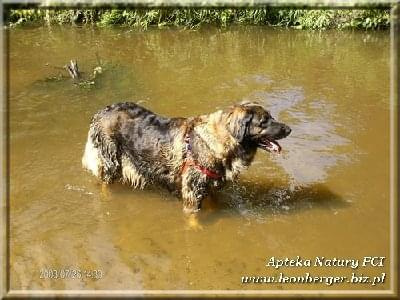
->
[180,132,222,180]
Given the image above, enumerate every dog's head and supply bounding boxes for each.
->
[227,102,291,153]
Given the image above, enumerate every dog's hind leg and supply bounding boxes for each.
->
[99,139,120,184]
[120,154,147,189]
[88,125,120,184]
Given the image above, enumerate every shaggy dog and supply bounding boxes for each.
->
[82,102,291,213]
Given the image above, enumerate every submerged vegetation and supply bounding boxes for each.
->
[6,8,390,30]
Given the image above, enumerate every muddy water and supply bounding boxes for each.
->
[8,25,391,292]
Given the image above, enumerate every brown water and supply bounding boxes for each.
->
[8,25,391,293]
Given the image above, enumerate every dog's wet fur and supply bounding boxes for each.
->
[82,102,291,213]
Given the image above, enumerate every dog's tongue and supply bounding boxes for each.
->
[259,138,281,153]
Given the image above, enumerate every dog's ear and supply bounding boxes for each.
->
[228,106,253,142]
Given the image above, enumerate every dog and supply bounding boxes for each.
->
[82,101,291,213]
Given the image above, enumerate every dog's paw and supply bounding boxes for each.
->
[184,214,204,231]
[183,206,200,214]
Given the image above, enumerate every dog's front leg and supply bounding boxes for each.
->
[181,172,206,214]
[181,185,203,214]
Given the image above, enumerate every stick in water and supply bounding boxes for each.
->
[65,59,80,79]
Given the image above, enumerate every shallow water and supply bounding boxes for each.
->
[8,25,391,291]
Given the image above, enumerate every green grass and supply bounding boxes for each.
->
[6,8,390,30]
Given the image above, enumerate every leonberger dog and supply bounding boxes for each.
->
[82,102,291,213]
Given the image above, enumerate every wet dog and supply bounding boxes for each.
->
[82,102,291,213]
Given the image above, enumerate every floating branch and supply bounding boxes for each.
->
[41,55,109,89]
[65,59,80,79]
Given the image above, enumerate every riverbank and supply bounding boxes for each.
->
[6,8,390,30]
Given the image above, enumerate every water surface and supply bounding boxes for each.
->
[8,25,391,291]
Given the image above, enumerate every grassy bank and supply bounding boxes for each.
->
[6,8,390,30]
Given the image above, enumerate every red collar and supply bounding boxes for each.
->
[180,133,222,180]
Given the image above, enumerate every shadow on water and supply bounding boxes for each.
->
[198,180,350,225]
[105,175,350,227]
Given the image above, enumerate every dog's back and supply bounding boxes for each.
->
[82,102,185,188]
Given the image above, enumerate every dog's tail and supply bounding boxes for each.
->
[82,121,120,184]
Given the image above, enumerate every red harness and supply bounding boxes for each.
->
[181,159,222,179]
[180,133,222,180]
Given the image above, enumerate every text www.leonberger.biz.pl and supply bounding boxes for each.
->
[241,256,387,287]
